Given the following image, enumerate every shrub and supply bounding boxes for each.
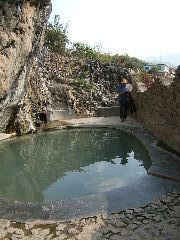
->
[71,77,94,92]
[44,15,69,54]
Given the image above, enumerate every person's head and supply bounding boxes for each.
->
[120,78,128,85]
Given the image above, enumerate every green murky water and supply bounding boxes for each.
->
[0,128,151,202]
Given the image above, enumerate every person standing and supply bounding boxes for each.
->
[117,78,129,122]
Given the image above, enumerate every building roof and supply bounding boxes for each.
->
[144,63,170,68]
[156,63,170,68]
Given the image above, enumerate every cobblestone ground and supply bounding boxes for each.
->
[0,192,179,240]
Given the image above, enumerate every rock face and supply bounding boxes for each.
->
[0,0,51,134]
[133,77,180,154]
[175,65,180,76]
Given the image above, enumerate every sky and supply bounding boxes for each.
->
[50,0,180,60]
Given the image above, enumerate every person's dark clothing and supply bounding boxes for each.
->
[126,92,136,114]
[117,84,128,104]
[119,102,128,120]
[117,84,128,120]
[117,84,136,120]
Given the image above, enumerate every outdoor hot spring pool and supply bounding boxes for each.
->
[0,128,151,202]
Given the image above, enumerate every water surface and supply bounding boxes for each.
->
[0,128,151,201]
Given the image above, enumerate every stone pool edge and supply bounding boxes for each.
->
[56,122,180,183]
[0,117,179,222]
[0,192,179,240]
[0,133,17,142]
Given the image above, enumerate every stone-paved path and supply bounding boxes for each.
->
[0,192,179,240]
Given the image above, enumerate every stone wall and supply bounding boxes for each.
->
[0,0,51,134]
[133,77,180,154]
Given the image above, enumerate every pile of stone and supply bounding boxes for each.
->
[35,48,132,117]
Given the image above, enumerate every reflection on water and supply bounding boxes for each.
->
[0,128,151,201]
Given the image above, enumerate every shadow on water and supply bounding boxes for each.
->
[0,128,151,202]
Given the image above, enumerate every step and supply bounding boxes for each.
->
[96,106,120,117]
[47,109,75,122]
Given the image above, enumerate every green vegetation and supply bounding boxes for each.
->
[44,15,69,54]
[71,77,95,92]
[70,42,97,59]
[135,71,156,87]
[111,54,145,70]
